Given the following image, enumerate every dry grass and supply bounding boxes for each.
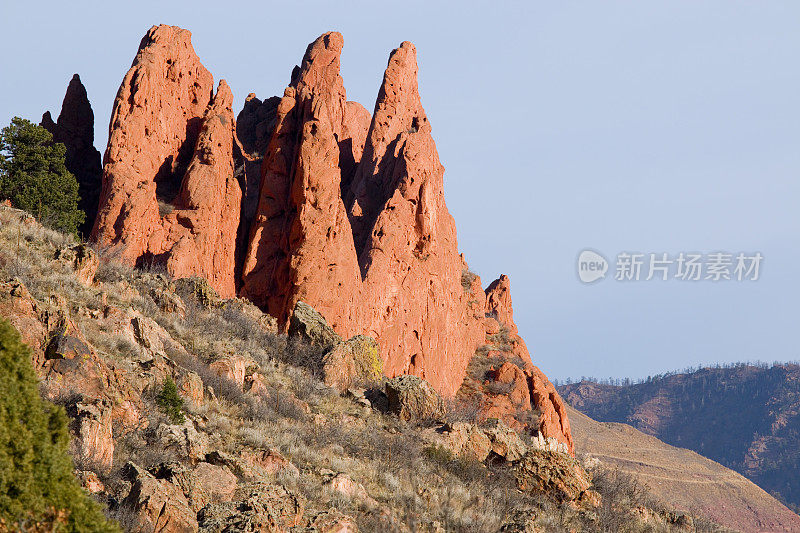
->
[0,205,730,533]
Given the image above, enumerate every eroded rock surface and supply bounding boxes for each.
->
[92,25,240,297]
[90,27,570,448]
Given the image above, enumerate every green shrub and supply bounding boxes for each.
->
[156,377,185,423]
[0,319,118,532]
[0,117,84,234]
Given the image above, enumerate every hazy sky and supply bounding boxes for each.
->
[2,1,798,381]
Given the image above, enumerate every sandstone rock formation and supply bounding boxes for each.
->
[240,35,482,397]
[354,42,484,396]
[92,25,241,297]
[457,274,574,454]
[90,27,571,448]
[241,32,364,336]
[41,74,103,236]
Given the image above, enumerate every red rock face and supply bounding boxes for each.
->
[240,32,364,335]
[355,42,484,396]
[41,74,103,236]
[463,274,574,454]
[91,25,240,297]
[91,27,572,446]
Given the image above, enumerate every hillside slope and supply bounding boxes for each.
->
[0,205,727,532]
[560,365,800,510]
[568,406,800,532]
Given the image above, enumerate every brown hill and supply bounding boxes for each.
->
[559,365,800,510]
[568,405,800,533]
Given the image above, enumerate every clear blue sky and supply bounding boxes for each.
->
[2,1,798,381]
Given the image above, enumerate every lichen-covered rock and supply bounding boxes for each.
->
[197,483,304,532]
[288,301,342,351]
[514,450,599,509]
[440,422,492,462]
[168,462,238,513]
[483,419,528,462]
[157,420,210,462]
[322,334,381,392]
[121,462,199,533]
[45,324,91,361]
[385,375,445,422]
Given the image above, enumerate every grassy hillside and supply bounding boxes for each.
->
[0,204,730,532]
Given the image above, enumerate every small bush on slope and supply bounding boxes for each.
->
[156,377,185,423]
[0,319,118,532]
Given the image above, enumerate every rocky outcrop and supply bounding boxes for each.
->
[385,374,445,422]
[89,27,569,446]
[240,32,364,335]
[68,398,115,473]
[121,463,199,533]
[457,275,574,454]
[322,334,382,392]
[353,42,484,397]
[91,25,240,297]
[41,74,103,236]
[514,450,599,509]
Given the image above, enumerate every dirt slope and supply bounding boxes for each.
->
[568,405,800,533]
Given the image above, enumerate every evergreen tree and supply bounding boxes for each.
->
[0,117,85,234]
[0,319,118,532]
[156,377,185,424]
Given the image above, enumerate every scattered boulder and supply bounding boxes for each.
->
[45,324,92,361]
[197,482,304,532]
[121,462,198,533]
[288,301,342,350]
[440,422,492,462]
[157,420,210,462]
[54,243,99,285]
[180,462,238,513]
[385,375,445,422]
[322,334,381,392]
[483,419,528,462]
[514,450,599,509]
